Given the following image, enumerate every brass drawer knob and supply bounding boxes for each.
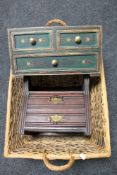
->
[51,59,58,67]
[75,36,81,44]
[29,38,37,45]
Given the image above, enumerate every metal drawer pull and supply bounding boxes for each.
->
[75,36,81,44]
[29,38,37,45]
[49,96,63,104]
[49,114,63,124]
[51,59,58,67]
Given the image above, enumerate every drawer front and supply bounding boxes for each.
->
[28,91,85,105]
[25,91,86,128]
[12,31,53,51]
[15,54,99,74]
[25,114,86,126]
[57,30,99,50]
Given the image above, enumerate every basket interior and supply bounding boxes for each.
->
[6,74,108,158]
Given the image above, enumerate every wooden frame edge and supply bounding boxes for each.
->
[4,72,13,157]
[101,59,111,155]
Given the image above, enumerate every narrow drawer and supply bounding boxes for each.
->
[57,30,99,50]
[12,31,53,51]
[27,91,85,114]
[28,91,85,105]
[25,114,86,126]
[15,53,99,75]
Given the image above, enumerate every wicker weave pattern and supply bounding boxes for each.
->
[90,78,105,147]
[4,65,111,160]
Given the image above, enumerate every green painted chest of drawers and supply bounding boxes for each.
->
[8,20,102,76]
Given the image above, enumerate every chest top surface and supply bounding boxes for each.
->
[8,19,102,76]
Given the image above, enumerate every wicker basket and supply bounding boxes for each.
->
[4,62,111,171]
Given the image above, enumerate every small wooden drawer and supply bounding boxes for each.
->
[21,87,90,135]
[57,30,99,50]
[25,114,86,128]
[14,53,99,75]
[26,114,86,125]
[26,91,86,130]
[28,91,85,105]
[11,31,53,51]
[20,77,91,135]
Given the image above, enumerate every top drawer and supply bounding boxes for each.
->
[10,30,53,51]
[57,30,100,50]
[9,26,101,53]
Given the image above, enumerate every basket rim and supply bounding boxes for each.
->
[4,61,111,160]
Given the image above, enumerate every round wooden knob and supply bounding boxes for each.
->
[51,59,58,67]
[30,38,37,45]
[75,36,81,44]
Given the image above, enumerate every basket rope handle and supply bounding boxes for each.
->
[46,18,67,26]
[43,152,75,171]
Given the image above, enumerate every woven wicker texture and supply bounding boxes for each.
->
[4,64,110,161]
